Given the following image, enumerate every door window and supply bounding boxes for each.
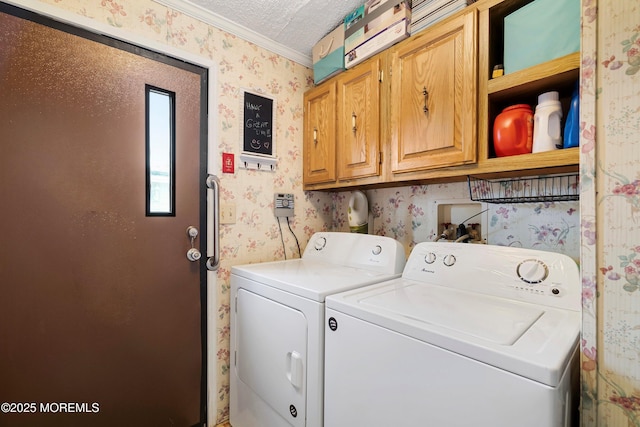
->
[146,85,175,216]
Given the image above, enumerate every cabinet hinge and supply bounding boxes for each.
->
[234,350,237,366]
[234,295,237,312]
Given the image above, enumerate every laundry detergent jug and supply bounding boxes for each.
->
[493,104,534,157]
[532,91,563,153]
[563,83,580,149]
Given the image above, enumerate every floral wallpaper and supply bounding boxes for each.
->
[20,0,640,425]
[332,184,580,261]
[580,0,640,425]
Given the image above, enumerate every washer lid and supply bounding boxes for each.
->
[231,259,401,302]
[360,282,543,345]
[327,279,580,387]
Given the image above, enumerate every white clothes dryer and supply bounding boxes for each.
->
[325,242,581,427]
[229,232,406,427]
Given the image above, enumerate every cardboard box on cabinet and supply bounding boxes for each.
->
[344,0,411,69]
[312,25,345,84]
[503,0,580,74]
[345,18,410,68]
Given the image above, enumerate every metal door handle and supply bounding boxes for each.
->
[187,248,202,261]
[206,175,220,271]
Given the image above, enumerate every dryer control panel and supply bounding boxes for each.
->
[303,232,406,275]
[402,242,580,312]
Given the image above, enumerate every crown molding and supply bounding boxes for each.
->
[154,0,313,67]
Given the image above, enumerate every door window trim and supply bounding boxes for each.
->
[146,85,176,216]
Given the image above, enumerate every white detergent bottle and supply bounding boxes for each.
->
[532,91,563,153]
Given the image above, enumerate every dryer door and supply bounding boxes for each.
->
[236,289,307,426]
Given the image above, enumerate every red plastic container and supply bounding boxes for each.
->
[493,104,534,157]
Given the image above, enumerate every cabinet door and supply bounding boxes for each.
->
[303,81,336,185]
[390,10,477,174]
[336,58,381,180]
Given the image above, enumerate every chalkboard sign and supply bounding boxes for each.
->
[242,90,275,157]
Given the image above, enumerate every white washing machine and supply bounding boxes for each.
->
[325,242,581,427]
[229,232,406,427]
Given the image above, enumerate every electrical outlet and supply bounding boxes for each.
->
[220,203,236,224]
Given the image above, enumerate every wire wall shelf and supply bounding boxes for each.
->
[468,174,580,204]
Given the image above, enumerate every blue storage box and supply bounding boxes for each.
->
[504,0,580,74]
[312,25,345,84]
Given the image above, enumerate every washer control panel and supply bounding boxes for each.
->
[402,242,580,311]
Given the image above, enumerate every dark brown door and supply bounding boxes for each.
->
[0,5,206,426]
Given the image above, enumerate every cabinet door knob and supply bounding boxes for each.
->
[313,127,318,144]
[352,112,357,133]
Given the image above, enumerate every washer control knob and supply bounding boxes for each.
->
[372,245,382,256]
[424,252,437,264]
[314,236,327,251]
[517,259,549,284]
[443,254,456,267]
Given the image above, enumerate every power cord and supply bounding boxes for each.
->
[277,217,287,260]
[276,216,302,259]
[286,217,302,258]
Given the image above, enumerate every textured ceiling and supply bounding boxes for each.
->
[158,0,363,66]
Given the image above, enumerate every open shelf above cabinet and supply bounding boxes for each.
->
[487,53,580,99]
[476,147,579,176]
[477,0,580,175]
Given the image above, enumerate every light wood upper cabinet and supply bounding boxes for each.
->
[303,55,385,189]
[336,58,381,181]
[302,0,579,191]
[390,9,477,175]
[303,81,336,185]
